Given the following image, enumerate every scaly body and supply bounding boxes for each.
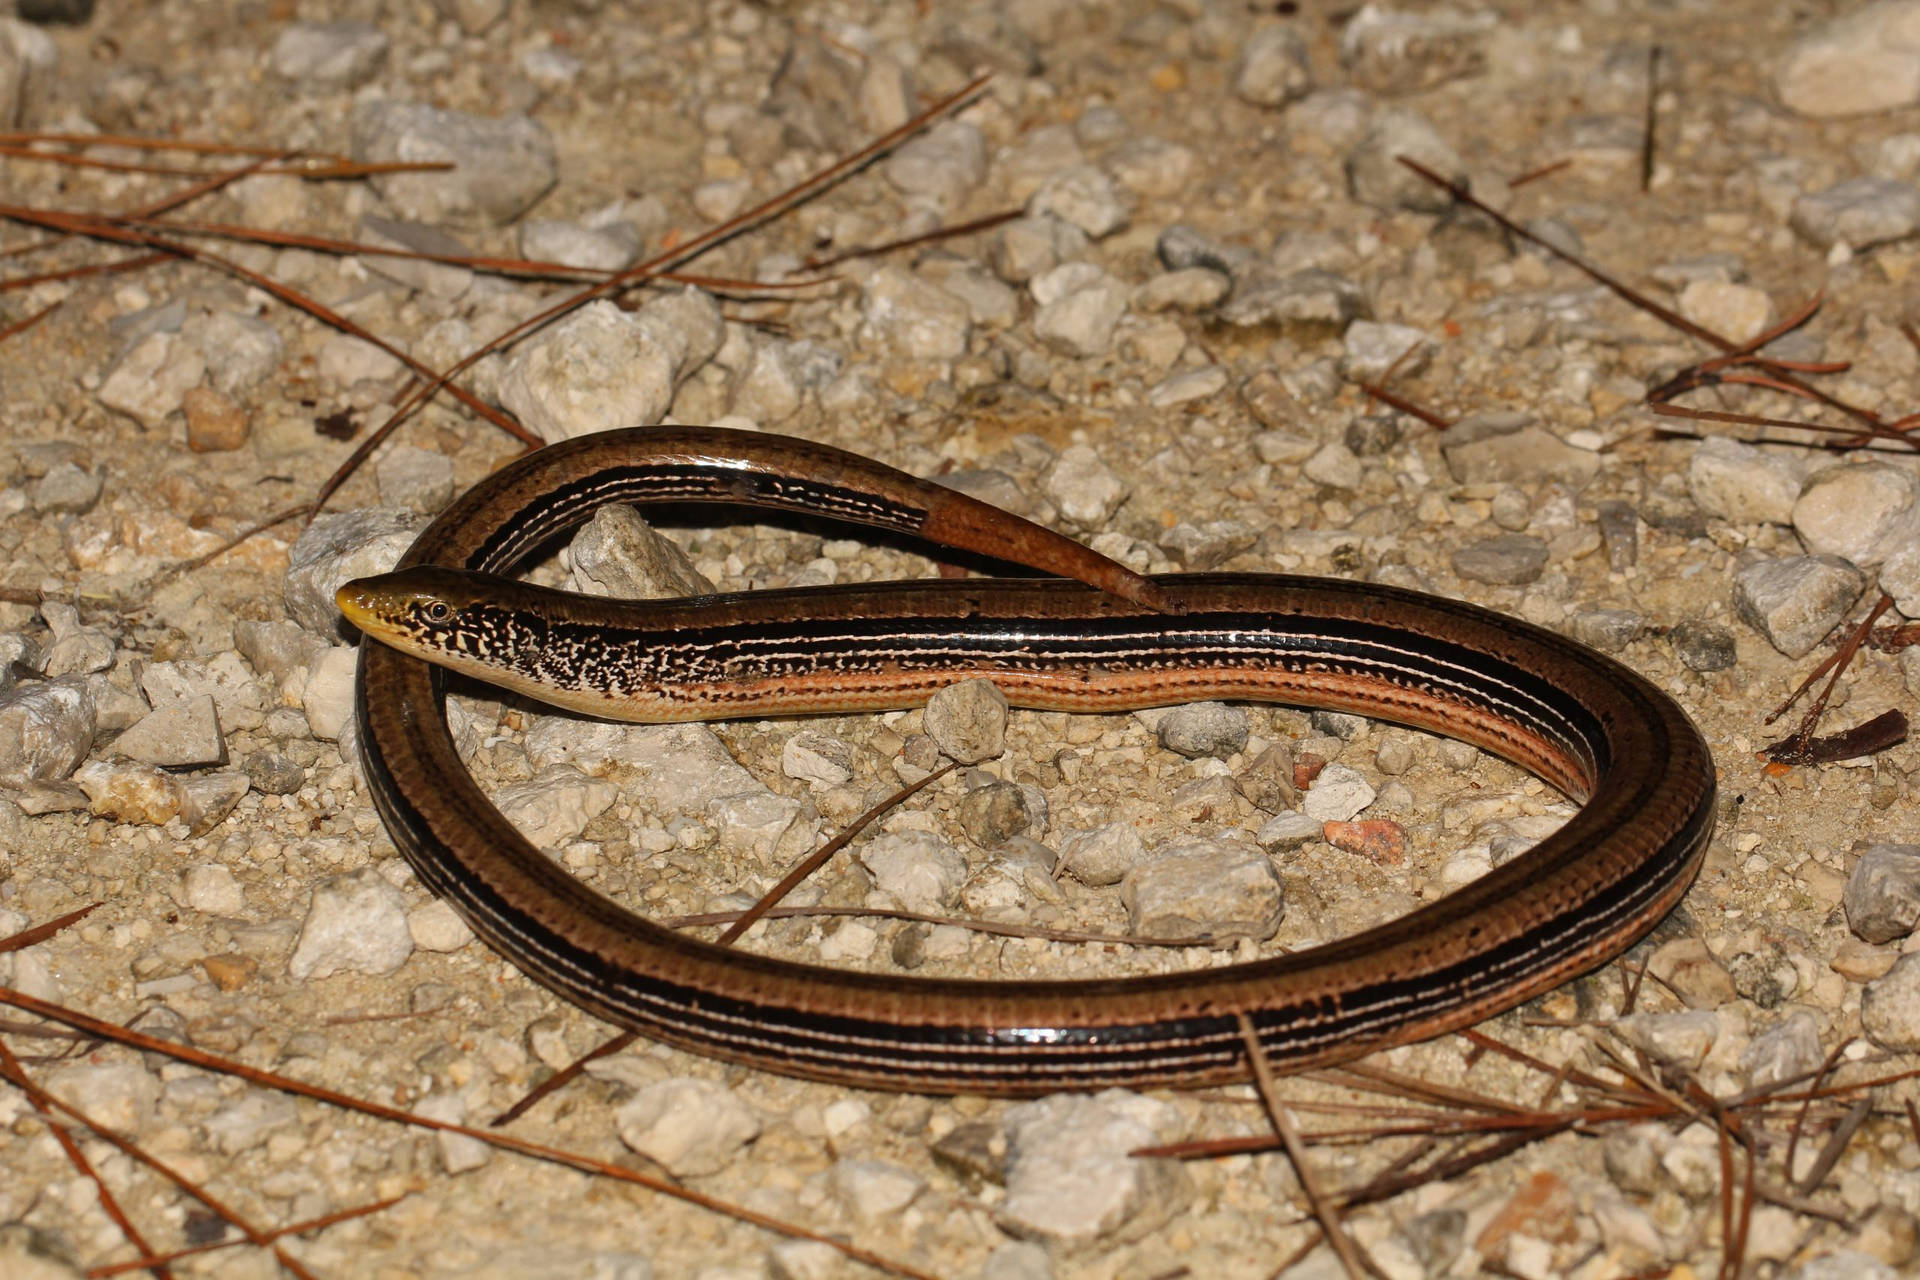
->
[342,426,1715,1095]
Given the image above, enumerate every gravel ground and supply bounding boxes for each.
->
[5,1,1920,1278]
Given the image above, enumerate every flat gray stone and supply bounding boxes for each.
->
[1451,533,1549,585]
[995,1091,1192,1248]
[271,21,388,88]
[1234,24,1312,107]
[1121,839,1284,944]
[0,677,95,785]
[1688,436,1802,524]
[1845,843,1920,943]
[109,695,225,768]
[1790,176,1920,250]
[1443,413,1600,486]
[350,100,557,226]
[285,507,427,639]
[1775,1,1920,119]
[1733,554,1867,658]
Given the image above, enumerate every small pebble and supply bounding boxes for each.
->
[1031,263,1130,357]
[374,445,456,514]
[351,100,557,225]
[995,1092,1192,1248]
[182,385,250,452]
[109,695,225,768]
[1344,414,1403,457]
[1297,759,1374,821]
[1323,819,1407,866]
[1107,136,1195,198]
[1863,952,1920,1051]
[1614,1009,1722,1067]
[1041,444,1128,528]
[1151,701,1248,759]
[287,868,414,980]
[1677,280,1774,344]
[1688,436,1802,524]
[1146,367,1229,408]
[204,1091,297,1155]
[44,1061,160,1135]
[1256,811,1325,851]
[1027,164,1129,239]
[885,120,988,209]
[781,731,854,789]
[1793,461,1920,567]
[569,504,714,600]
[414,1091,490,1174]
[1339,320,1431,382]
[1291,440,1362,495]
[830,1158,925,1221]
[183,310,285,395]
[1776,0,1920,118]
[1669,620,1738,672]
[1345,107,1466,213]
[1648,936,1739,1008]
[1156,223,1255,278]
[96,331,204,429]
[992,215,1085,284]
[1733,554,1867,658]
[1236,743,1300,813]
[1450,533,1549,586]
[406,900,475,963]
[957,780,1038,848]
[924,678,1009,764]
[1844,843,1920,943]
[30,462,102,514]
[38,603,114,677]
[518,217,643,273]
[182,862,243,915]
[1058,823,1151,887]
[1135,268,1230,313]
[1443,414,1600,486]
[858,831,966,912]
[0,677,96,784]
[1121,838,1284,944]
[495,764,617,848]
[271,21,388,89]
[497,293,723,441]
[1218,269,1365,328]
[1790,176,1920,251]
[1567,609,1645,652]
[1340,5,1493,95]
[614,1077,760,1177]
[1233,25,1312,107]
[1740,1010,1824,1089]
[300,646,359,742]
[858,265,971,359]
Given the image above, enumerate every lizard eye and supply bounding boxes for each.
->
[423,601,454,624]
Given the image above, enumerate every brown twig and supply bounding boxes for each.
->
[0,1039,172,1279]
[717,762,956,945]
[1639,45,1661,193]
[311,73,993,516]
[0,1039,308,1279]
[1762,593,1895,741]
[495,762,959,1124]
[0,985,939,1280]
[801,206,1024,270]
[87,1196,407,1278]
[1237,1013,1376,1280]
[0,901,99,952]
